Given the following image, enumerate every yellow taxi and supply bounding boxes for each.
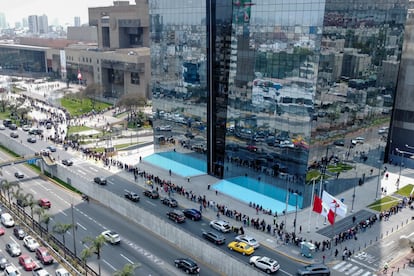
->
[227,241,255,255]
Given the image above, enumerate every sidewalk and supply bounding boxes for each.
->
[73,146,414,269]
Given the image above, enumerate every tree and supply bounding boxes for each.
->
[82,234,107,276]
[82,83,104,110]
[2,180,20,206]
[113,263,141,276]
[52,222,73,257]
[80,247,93,276]
[116,94,147,127]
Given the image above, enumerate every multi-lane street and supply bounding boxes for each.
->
[0,121,305,275]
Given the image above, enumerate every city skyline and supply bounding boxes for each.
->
[0,0,130,27]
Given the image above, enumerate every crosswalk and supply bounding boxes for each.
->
[332,260,377,276]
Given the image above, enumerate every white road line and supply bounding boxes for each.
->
[60,210,67,216]
[338,263,353,272]
[353,268,365,276]
[77,223,87,231]
[103,259,116,271]
[77,169,86,175]
[350,258,377,271]
[345,265,360,275]
[361,272,372,276]
[120,254,134,264]
[146,201,156,207]
[333,261,347,270]
[383,240,394,247]
[279,269,293,276]
[29,188,38,195]
[89,167,98,172]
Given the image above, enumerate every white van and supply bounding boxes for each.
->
[1,213,15,227]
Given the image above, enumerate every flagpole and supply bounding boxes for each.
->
[308,178,316,233]
[316,175,323,229]
[331,203,338,256]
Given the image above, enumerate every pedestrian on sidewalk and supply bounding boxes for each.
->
[335,249,338,258]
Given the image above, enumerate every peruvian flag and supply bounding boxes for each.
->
[77,69,82,80]
[322,191,347,217]
[312,195,323,213]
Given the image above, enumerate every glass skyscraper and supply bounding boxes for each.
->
[149,0,409,206]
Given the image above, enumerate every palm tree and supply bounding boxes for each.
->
[80,247,93,276]
[40,213,52,234]
[83,234,107,276]
[52,222,73,257]
[113,263,140,276]
[1,179,19,206]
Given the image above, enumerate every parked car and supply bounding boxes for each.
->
[0,227,4,236]
[101,230,121,244]
[235,234,260,249]
[124,190,140,202]
[32,267,50,276]
[228,241,255,255]
[55,268,70,276]
[249,255,280,274]
[46,146,56,152]
[23,236,40,252]
[38,198,51,208]
[61,159,73,166]
[296,263,331,275]
[333,139,345,147]
[161,197,178,207]
[1,213,15,227]
[4,264,21,275]
[174,258,200,274]
[143,189,159,199]
[22,125,31,131]
[18,254,37,271]
[167,210,186,223]
[8,124,17,130]
[182,208,202,221]
[10,132,19,138]
[202,231,226,245]
[209,220,231,233]
[13,226,26,239]
[16,198,28,207]
[0,253,8,270]
[5,243,21,257]
[0,124,5,130]
[27,137,37,143]
[93,177,107,185]
[35,247,54,265]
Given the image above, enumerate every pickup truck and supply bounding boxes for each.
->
[124,190,140,202]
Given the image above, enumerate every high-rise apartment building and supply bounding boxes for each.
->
[149,0,409,206]
[28,15,39,34]
[38,15,49,34]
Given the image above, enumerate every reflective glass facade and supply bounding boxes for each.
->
[149,0,409,206]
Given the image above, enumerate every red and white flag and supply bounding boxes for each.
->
[77,70,82,80]
[322,190,347,218]
[312,195,323,214]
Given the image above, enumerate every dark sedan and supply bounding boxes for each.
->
[183,208,202,221]
[143,189,159,199]
[161,197,178,207]
[174,258,200,274]
[202,231,225,245]
[61,159,73,166]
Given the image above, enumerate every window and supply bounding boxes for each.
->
[131,72,140,84]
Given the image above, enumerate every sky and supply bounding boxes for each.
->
[0,0,132,27]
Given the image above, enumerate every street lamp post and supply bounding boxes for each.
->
[396,148,403,191]
[293,193,298,235]
[376,160,382,200]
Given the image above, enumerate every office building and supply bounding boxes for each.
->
[38,15,49,34]
[149,0,409,206]
[28,15,39,34]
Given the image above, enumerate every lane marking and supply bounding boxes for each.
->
[120,254,134,264]
[350,258,377,271]
[77,170,86,175]
[89,167,98,172]
[103,259,116,271]
[146,201,156,207]
[77,223,87,231]
[60,210,67,217]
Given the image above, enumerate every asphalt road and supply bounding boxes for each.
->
[0,123,305,275]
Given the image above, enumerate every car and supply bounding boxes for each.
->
[202,231,226,245]
[227,241,255,255]
[182,208,202,221]
[296,263,331,275]
[16,198,29,207]
[209,220,231,233]
[18,254,37,271]
[161,197,178,207]
[23,236,40,251]
[8,124,17,130]
[5,243,21,257]
[333,139,345,146]
[4,264,21,275]
[0,124,5,130]
[174,258,200,274]
[167,210,186,223]
[235,234,260,249]
[93,177,107,185]
[55,268,70,276]
[13,226,26,239]
[0,227,4,236]
[35,247,54,265]
[249,255,280,274]
[10,132,19,138]
[1,213,15,227]
[124,190,140,202]
[61,159,73,166]
[101,230,121,244]
[32,267,51,276]
[46,146,56,152]
[156,125,172,131]
[0,252,8,270]
[14,172,24,179]
[22,125,31,131]
[143,189,159,199]
[378,127,389,134]
[351,137,365,145]
[38,198,51,208]
[247,144,258,152]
